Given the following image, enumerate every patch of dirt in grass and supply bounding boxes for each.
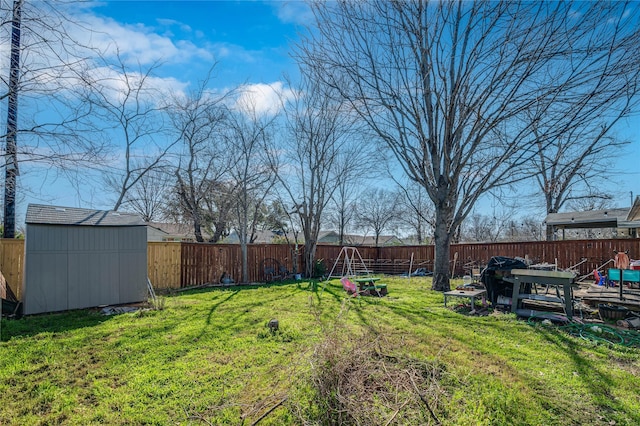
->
[606,355,640,376]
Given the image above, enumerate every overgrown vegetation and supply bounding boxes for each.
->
[305,316,446,425]
[1,277,639,425]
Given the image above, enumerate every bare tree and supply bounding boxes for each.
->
[462,214,499,243]
[168,73,231,242]
[355,188,399,247]
[519,216,545,242]
[299,1,640,290]
[525,3,639,239]
[274,70,358,277]
[324,142,372,245]
[566,195,615,213]
[532,124,630,240]
[122,167,172,222]
[226,98,278,283]
[73,53,177,211]
[325,184,358,246]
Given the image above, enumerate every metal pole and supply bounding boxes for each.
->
[408,252,414,285]
[3,0,23,238]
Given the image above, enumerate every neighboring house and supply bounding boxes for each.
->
[344,234,404,246]
[223,229,403,246]
[317,230,403,246]
[224,229,299,244]
[545,196,640,239]
[317,230,340,243]
[146,222,210,242]
[399,236,431,246]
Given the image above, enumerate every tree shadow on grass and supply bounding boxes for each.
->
[349,287,614,418]
[531,324,639,424]
[310,279,394,332]
[203,289,239,332]
[313,279,348,304]
[1,309,112,342]
[189,281,320,339]
[174,278,314,297]
[401,303,639,425]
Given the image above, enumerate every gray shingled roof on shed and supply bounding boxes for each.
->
[26,204,145,227]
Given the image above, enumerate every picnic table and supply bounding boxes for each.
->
[354,277,388,296]
[354,276,380,285]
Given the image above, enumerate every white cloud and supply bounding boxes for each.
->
[156,18,193,34]
[0,3,198,106]
[208,42,259,64]
[70,13,213,66]
[86,66,189,104]
[234,82,297,116]
[273,1,314,26]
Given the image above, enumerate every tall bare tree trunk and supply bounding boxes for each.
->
[240,229,248,283]
[304,238,317,278]
[432,205,452,291]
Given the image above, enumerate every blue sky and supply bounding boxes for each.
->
[84,1,639,208]
[6,0,311,222]
[87,0,307,87]
[4,0,640,226]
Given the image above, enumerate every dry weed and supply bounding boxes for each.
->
[307,324,445,425]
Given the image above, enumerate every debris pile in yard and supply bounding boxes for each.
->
[307,326,445,425]
[100,306,144,315]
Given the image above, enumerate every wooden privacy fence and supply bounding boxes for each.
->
[0,239,24,300]
[446,239,640,276]
[179,243,302,288]
[147,242,181,290]
[315,240,640,278]
[2,238,640,297]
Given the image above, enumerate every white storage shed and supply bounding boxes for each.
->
[22,204,148,315]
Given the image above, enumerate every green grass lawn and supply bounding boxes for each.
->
[1,277,639,425]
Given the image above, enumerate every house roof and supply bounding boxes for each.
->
[545,197,640,229]
[317,230,403,246]
[147,222,203,240]
[318,230,339,239]
[345,235,403,246]
[628,196,640,221]
[326,234,400,246]
[225,229,298,244]
[26,204,145,227]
